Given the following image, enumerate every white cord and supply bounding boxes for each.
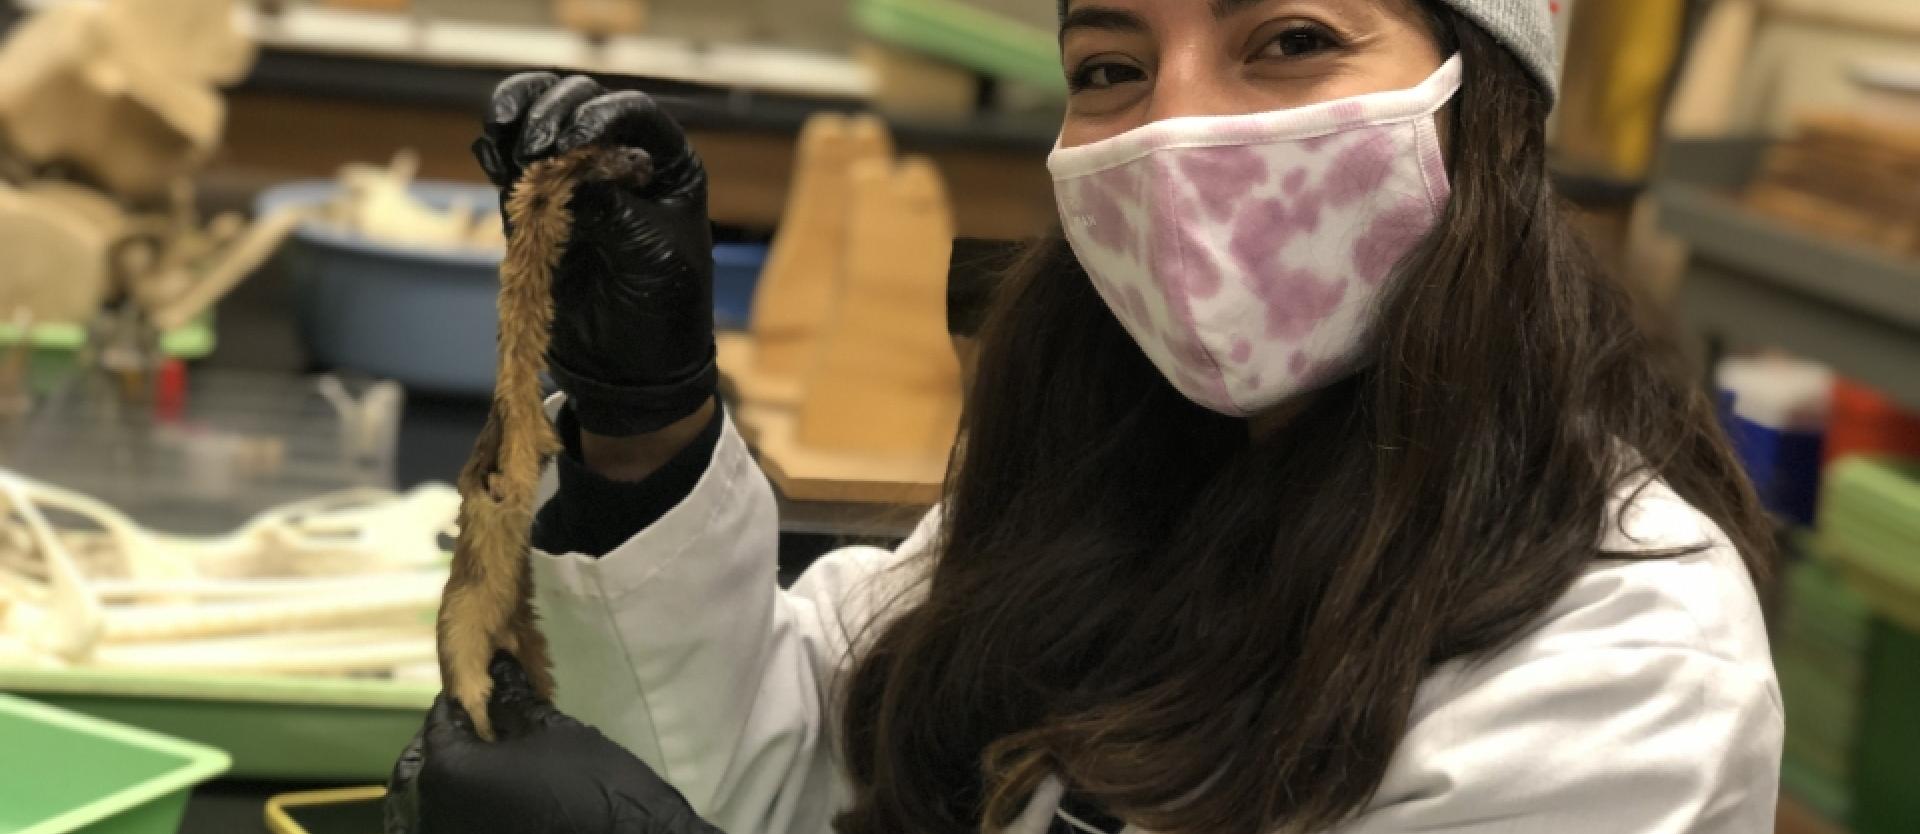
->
[0,468,456,676]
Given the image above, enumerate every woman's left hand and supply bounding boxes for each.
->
[386,654,726,834]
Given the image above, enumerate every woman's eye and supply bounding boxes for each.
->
[1070,61,1146,92]
[1262,25,1338,58]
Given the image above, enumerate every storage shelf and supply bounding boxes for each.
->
[1656,139,1920,411]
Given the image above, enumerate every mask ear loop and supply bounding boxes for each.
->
[1403,55,1462,220]
[1412,112,1453,218]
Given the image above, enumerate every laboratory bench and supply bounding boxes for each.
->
[112,262,913,830]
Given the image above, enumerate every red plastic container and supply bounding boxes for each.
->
[1827,379,1920,466]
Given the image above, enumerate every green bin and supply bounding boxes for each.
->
[0,668,433,782]
[1818,457,1920,833]
[0,320,215,395]
[1854,618,1920,834]
[0,694,229,834]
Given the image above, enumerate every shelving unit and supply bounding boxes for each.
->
[1656,139,1920,411]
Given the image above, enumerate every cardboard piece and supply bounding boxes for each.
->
[740,412,948,505]
[794,157,960,456]
[718,113,894,406]
[712,112,966,505]
[737,157,962,504]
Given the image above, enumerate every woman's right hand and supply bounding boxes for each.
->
[474,74,717,440]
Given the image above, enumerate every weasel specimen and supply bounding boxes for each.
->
[438,146,653,739]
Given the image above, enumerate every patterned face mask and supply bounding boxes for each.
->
[1048,56,1461,417]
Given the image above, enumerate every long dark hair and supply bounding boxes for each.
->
[836,7,1772,834]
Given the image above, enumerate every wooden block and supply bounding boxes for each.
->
[552,0,648,38]
[857,41,979,120]
[739,113,894,400]
[793,156,961,457]
[748,406,946,505]
[730,391,942,505]
[1664,0,1757,138]
[716,331,805,407]
[728,399,779,447]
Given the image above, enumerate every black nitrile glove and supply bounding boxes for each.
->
[386,654,727,834]
[474,73,717,437]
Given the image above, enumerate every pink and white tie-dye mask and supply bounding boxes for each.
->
[1049,56,1461,417]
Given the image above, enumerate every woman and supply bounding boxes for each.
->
[389,1,1783,832]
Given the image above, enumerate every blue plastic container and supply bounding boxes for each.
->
[1726,413,1826,526]
[259,182,771,393]
[712,243,769,331]
[1718,358,1831,526]
[258,181,506,396]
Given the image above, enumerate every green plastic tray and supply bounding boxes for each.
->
[853,0,1064,94]
[0,668,433,782]
[0,693,229,834]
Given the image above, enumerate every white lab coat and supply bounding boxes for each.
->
[530,409,1784,834]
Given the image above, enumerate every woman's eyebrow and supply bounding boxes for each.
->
[1211,0,1273,17]
[1059,5,1148,44]
[1214,0,1368,21]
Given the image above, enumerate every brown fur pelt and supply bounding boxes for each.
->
[437,146,653,740]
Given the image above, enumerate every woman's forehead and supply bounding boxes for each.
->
[1059,0,1413,30]
[1061,0,1398,12]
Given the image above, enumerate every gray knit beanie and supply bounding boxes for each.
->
[1438,0,1559,100]
[1056,0,1560,103]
